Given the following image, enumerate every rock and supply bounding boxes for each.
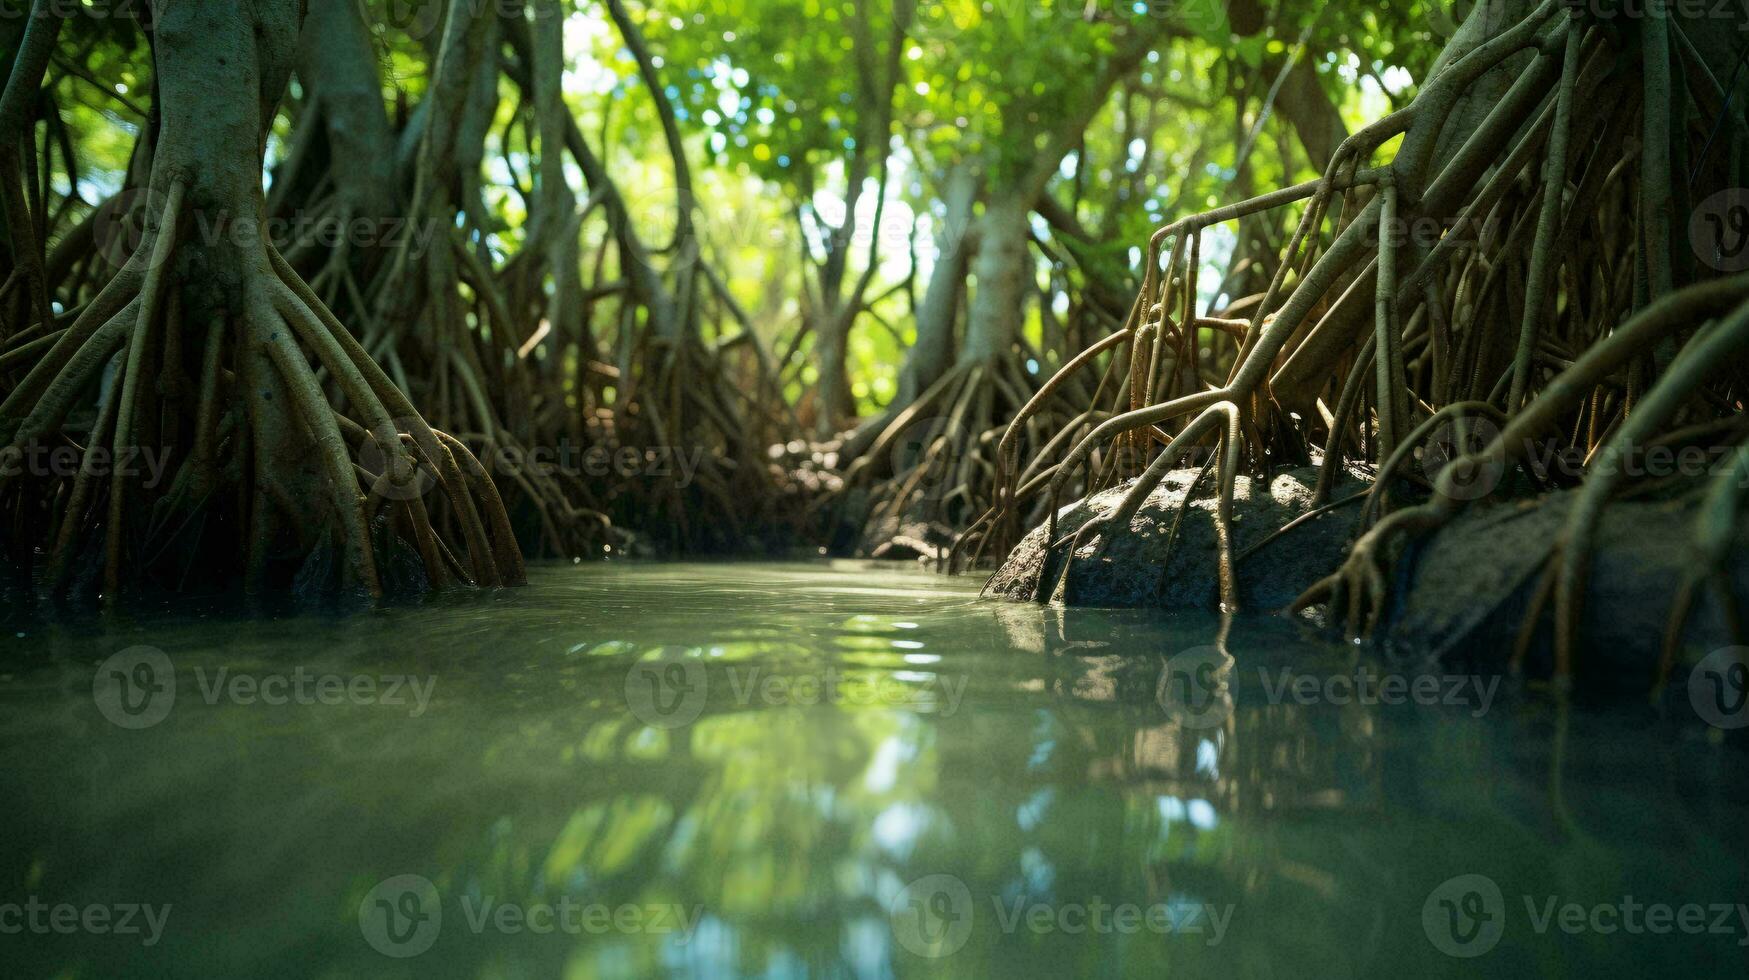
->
[985,464,1369,610]
[1385,489,1749,684]
[982,459,1749,690]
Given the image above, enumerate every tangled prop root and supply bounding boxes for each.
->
[0,177,523,600]
[973,2,1749,685]
[1293,277,1749,675]
[837,354,1070,560]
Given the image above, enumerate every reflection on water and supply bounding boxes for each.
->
[0,561,1745,977]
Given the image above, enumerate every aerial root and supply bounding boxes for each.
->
[1294,277,1749,648]
[1546,305,1749,680]
[839,357,1052,562]
[1037,401,1243,610]
[0,180,525,597]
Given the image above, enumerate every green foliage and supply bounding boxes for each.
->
[646,0,886,186]
[26,0,1444,415]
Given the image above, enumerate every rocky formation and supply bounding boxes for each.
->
[984,463,1749,687]
[985,464,1368,611]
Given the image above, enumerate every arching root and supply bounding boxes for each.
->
[2,182,524,600]
[974,4,1749,666]
[1296,279,1749,666]
[836,356,1063,561]
[1039,401,1243,610]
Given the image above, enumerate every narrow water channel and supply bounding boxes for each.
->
[1,561,1745,977]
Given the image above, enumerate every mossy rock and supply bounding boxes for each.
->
[985,464,1368,610]
[1383,489,1749,685]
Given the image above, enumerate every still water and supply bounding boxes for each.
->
[1,561,1745,978]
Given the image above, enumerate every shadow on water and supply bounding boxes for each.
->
[0,560,1745,977]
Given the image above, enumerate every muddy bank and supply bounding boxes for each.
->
[984,464,1370,610]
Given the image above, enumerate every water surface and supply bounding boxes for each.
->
[1,561,1744,977]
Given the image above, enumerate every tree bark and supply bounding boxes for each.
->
[1268,56,1347,174]
[295,0,397,222]
[840,162,975,460]
[960,193,1031,366]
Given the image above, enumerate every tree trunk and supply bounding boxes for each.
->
[839,163,976,460]
[961,193,1030,366]
[813,306,853,437]
[903,163,978,397]
[295,0,397,223]
[1269,56,1347,175]
[0,0,523,598]
[157,0,366,587]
